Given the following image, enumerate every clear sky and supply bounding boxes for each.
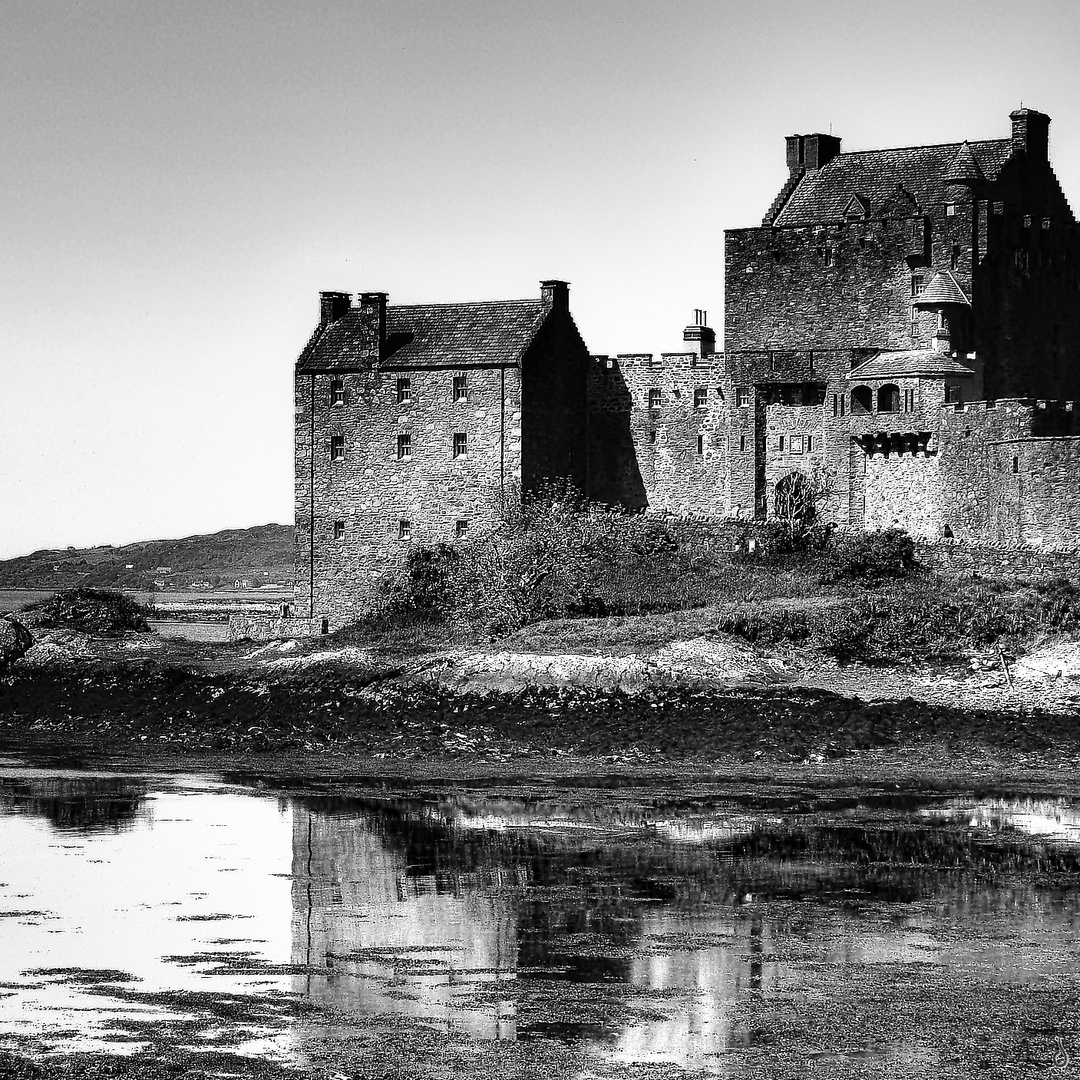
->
[3,0,1080,558]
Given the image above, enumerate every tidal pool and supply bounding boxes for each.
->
[1,757,1078,1077]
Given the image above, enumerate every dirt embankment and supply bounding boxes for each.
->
[2,626,1080,773]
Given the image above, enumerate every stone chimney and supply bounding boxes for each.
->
[540,280,569,311]
[786,133,841,177]
[683,309,715,358]
[319,291,351,324]
[1010,107,1050,161]
[356,292,387,363]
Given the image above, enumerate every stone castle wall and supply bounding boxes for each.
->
[295,364,523,626]
[587,351,730,516]
[725,219,940,355]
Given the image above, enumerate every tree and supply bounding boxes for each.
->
[772,465,837,546]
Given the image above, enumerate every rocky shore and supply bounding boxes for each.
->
[2,626,1079,777]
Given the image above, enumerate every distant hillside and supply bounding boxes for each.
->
[0,524,292,591]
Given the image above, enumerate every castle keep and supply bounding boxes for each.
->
[294,107,1080,626]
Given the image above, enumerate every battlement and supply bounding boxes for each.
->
[943,397,1076,414]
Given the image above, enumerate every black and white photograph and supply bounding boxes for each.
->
[2,1,1080,1076]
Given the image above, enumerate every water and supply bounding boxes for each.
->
[1,760,1079,1076]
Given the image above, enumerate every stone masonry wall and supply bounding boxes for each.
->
[725,219,938,354]
[916,540,1080,583]
[295,364,522,627]
[587,352,730,515]
[863,452,943,538]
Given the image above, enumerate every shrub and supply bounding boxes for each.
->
[385,482,691,632]
[23,588,150,637]
[824,528,916,581]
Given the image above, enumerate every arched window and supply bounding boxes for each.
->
[877,384,901,413]
[851,386,872,414]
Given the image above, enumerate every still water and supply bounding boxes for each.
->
[1,758,1079,1075]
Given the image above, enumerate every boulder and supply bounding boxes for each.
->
[0,616,34,672]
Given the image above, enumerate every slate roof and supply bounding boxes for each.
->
[773,139,1012,225]
[297,299,548,371]
[849,350,976,380]
[944,141,986,185]
[914,271,970,307]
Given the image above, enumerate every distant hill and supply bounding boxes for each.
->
[0,524,292,591]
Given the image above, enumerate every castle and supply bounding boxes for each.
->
[293,107,1080,628]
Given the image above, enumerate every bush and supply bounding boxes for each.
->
[811,580,1035,663]
[385,482,690,633]
[824,528,916,581]
[23,588,151,637]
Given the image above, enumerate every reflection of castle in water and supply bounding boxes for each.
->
[289,792,1080,1069]
[290,796,790,1063]
[292,805,520,1039]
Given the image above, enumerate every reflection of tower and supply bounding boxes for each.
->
[749,911,763,991]
[290,807,518,1040]
[616,910,778,1071]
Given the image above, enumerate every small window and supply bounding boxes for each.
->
[951,245,961,271]
[946,203,956,217]
[736,386,751,407]
[330,378,345,407]
[397,377,412,404]
[911,318,920,340]
[694,387,708,409]
[904,388,915,412]
[1012,456,1019,474]
[739,435,746,452]
[696,434,704,456]
[832,393,846,417]
[648,428,657,445]
[333,520,345,540]
[330,435,344,461]
[945,384,962,405]
[453,374,468,401]
[397,433,412,460]
[398,520,412,541]
[777,435,785,451]
[806,435,813,452]
[877,384,900,413]
[455,519,469,539]
[790,435,804,454]
[823,247,832,266]
[453,432,468,458]
[910,275,924,297]
[648,388,661,409]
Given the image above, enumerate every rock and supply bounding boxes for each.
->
[0,616,34,671]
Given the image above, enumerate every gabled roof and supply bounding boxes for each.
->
[849,350,976,380]
[914,271,970,307]
[297,299,548,371]
[773,139,1011,225]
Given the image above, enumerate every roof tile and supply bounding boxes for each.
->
[849,350,976,380]
[298,299,548,371]
[774,139,1012,225]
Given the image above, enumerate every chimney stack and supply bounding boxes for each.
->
[683,310,715,358]
[786,133,842,177]
[1010,107,1050,161]
[319,291,351,324]
[357,292,387,362]
[540,280,569,311]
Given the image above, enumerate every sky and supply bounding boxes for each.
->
[3,0,1080,558]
